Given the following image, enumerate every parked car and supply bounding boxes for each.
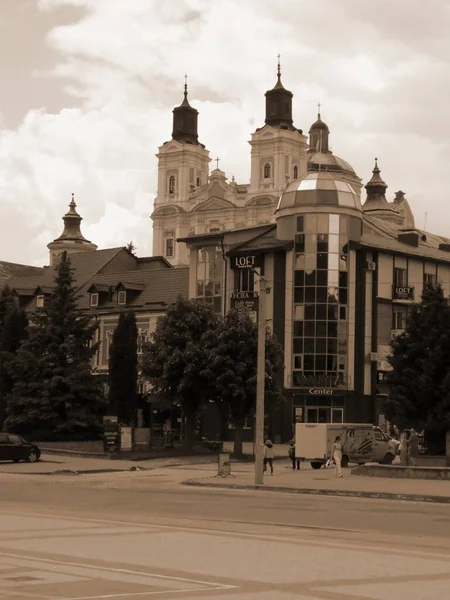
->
[0,433,41,463]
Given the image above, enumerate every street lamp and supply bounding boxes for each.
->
[254,272,271,485]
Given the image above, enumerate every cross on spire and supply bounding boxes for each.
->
[184,73,188,98]
[317,101,321,119]
[277,54,281,78]
[215,157,220,170]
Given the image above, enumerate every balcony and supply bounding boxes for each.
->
[392,285,414,301]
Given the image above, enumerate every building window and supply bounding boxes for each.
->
[393,306,408,330]
[137,329,148,355]
[424,272,437,287]
[293,165,298,179]
[36,295,44,308]
[196,246,223,313]
[105,331,114,361]
[117,290,127,305]
[263,163,271,178]
[165,238,174,257]
[237,268,254,293]
[394,267,407,287]
[196,176,200,187]
[168,175,176,194]
[90,293,99,307]
[210,227,220,233]
[292,213,348,389]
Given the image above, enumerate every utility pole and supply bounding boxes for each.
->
[255,273,270,485]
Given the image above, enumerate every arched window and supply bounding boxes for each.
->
[293,165,298,179]
[168,175,176,194]
[264,163,271,178]
[196,176,200,187]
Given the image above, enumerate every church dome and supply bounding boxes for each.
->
[276,171,361,213]
[307,152,356,177]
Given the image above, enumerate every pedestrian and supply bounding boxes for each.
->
[408,428,419,466]
[288,439,300,470]
[263,439,274,475]
[332,435,343,478]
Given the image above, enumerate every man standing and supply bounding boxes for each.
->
[408,429,419,466]
[288,439,300,470]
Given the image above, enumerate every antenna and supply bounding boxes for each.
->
[424,212,428,231]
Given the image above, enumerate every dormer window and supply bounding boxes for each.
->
[168,175,176,194]
[264,163,271,178]
[117,290,127,305]
[36,295,44,308]
[90,292,99,307]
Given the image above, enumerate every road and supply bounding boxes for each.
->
[1,469,450,599]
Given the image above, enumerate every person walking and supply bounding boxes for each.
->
[263,439,274,475]
[408,428,419,466]
[332,435,343,478]
[288,439,300,470]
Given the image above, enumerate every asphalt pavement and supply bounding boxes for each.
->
[1,467,450,599]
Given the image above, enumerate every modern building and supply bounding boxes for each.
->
[169,71,450,441]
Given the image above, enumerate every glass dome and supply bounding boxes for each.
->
[277,171,362,212]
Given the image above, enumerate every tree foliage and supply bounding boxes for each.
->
[211,309,284,455]
[4,254,106,439]
[108,311,138,425]
[0,291,29,429]
[141,296,219,450]
[386,284,450,454]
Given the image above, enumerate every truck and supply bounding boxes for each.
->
[295,423,400,469]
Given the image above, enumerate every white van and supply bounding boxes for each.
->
[295,423,400,469]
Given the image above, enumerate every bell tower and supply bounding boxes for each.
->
[248,57,307,200]
[151,77,210,265]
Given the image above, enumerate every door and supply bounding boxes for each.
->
[306,407,330,423]
[7,434,25,461]
[0,433,14,461]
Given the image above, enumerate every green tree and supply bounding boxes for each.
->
[4,253,106,439]
[108,311,138,425]
[386,284,450,454]
[0,307,28,429]
[0,285,16,328]
[211,309,284,457]
[141,296,218,451]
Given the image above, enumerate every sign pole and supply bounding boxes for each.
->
[255,276,267,485]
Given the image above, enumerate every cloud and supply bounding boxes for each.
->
[1,0,450,266]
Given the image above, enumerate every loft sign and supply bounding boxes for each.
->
[393,286,414,300]
[232,254,261,269]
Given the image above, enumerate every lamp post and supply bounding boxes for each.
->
[255,274,270,485]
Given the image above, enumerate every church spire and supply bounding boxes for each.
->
[364,158,389,208]
[172,75,200,145]
[308,104,330,153]
[47,194,97,266]
[264,56,295,130]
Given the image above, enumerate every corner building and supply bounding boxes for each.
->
[172,69,450,442]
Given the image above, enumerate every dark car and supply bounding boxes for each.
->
[0,433,41,463]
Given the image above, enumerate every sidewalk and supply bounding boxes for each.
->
[0,452,218,475]
[182,458,450,504]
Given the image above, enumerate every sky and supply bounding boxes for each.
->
[1,0,450,266]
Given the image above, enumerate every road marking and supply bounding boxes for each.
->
[1,508,450,562]
[54,585,237,600]
[0,552,237,591]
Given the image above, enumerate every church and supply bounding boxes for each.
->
[4,62,450,443]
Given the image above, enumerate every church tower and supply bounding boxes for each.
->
[248,58,308,201]
[47,194,97,266]
[152,78,210,266]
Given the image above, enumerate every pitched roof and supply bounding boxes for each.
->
[0,261,44,287]
[7,247,126,293]
[77,268,189,310]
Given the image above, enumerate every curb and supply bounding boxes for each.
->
[182,480,450,504]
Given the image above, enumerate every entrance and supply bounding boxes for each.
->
[306,407,343,424]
